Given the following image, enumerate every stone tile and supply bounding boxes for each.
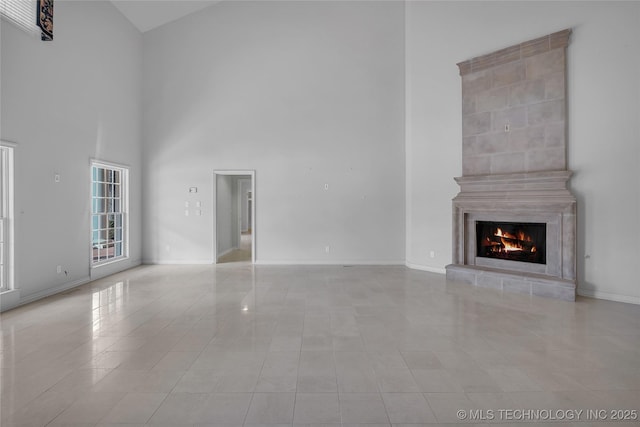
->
[462,95,476,115]
[525,49,564,79]
[476,132,508,155]
[490,152,525,174]
[503,279,531,296]
[462,155,491,176]
[545,71,565,99]
[412,369,465,393]
[545,122,565,147]
[381,393,437,423]
[462,69,492,94]
[293,393,340,424]
[531,282,575,301]
[525,148,565,172]
[463,112,491,136]
[509,125,544,151]
[198,393,253,424]
[462,136,477,158]
[509,79,546,106]
[492,61,525,87]
[476,274,503,291]
[245,392,295,424]
[528,99,565,125]
[297,374,338,392]
[339,393,389,424]
[99,392,167,424]
[401,351,442,370]
[477,87,509,112]
[255,375,298,392]
[492,106,527,131]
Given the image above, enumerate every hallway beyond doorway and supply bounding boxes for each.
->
[217,231,252,264]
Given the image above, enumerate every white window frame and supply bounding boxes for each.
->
[0,0,39,37]
[90,160,129,267]
[0,142,15,292]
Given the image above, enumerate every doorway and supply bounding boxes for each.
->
[213,171,255,264]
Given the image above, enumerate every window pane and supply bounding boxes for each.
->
[91,163,126,264]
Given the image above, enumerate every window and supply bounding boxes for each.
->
[0,143,15,292]
[91,161,128,265]
[0,0,39,36]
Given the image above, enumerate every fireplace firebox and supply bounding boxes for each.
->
[476,221,546,265]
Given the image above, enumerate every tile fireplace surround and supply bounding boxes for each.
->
[445,29,577,301]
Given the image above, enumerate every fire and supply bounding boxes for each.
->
[494,228,536,253]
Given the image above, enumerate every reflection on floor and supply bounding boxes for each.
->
[217,231,252,264]
[1,264,640,426]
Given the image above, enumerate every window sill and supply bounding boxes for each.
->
[91,256,129,269]
[90,256,133,281]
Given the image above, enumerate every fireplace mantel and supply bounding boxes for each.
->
[446,29,577,301]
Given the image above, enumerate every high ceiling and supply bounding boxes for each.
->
[111,0,221,33]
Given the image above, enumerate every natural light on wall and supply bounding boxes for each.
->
[0,0,39,36]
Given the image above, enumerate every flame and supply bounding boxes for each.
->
[493,228,535,253]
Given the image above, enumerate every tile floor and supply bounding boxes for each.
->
[1,264,639,426]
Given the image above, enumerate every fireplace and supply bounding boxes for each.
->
[445,29,577,301]
[476,221,546,265]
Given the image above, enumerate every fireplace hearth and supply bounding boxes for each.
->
[445,29,577,301]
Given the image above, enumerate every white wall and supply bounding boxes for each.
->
[406,1,640,303]
[239,178,251,232]
[142,1,406,265]
[0,1,142,307]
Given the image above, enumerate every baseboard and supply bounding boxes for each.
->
[142,259,214,265]
[91,258,142,281]
[405,262,446,275]
[17,276,92,308]
[254,260,405,266]
[578,288,640,305]
[0,289,20,312]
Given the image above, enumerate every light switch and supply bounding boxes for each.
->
[196,209,202,216]
[185,201,190,208]
[196,201,201,208]
[184,210,189,216]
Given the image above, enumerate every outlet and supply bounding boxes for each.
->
[56,265,62,274]
[184,209,189,216]
[325,245,330,253]
[324,184,329,190]
[429,251,436,259]
[54,174,61,183]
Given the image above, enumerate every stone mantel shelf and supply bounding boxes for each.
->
[453,170,576,203]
